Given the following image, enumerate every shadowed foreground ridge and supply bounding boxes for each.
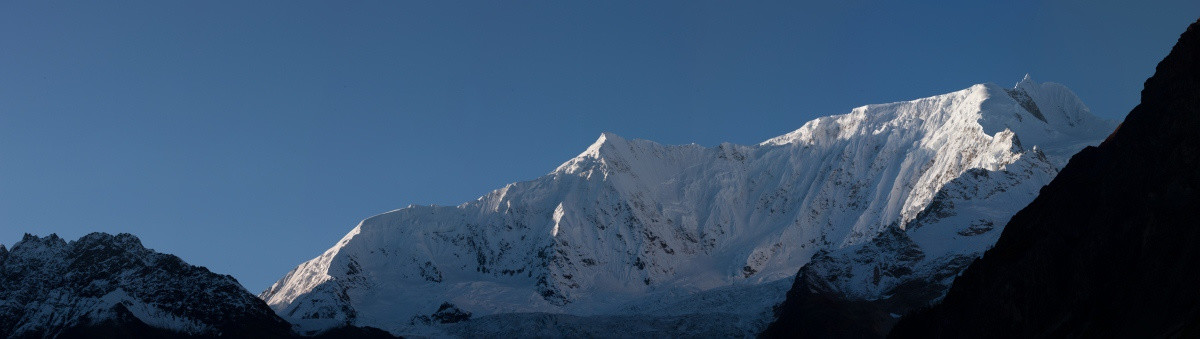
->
[890,18,1200,338]
[0,232,399,338]
[0,232,294,338]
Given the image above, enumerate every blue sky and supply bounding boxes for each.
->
[2,1,1197,292]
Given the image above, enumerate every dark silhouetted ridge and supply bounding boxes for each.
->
[890,18,1200,338]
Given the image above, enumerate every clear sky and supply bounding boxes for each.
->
[2,1,1197,292]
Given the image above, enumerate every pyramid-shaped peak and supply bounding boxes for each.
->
[592,132,628,146]
[578,132,633,158]
[552,131,682,176]
[1012,74,1044,94]
[1018,73,1035,86]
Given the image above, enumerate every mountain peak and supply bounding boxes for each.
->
[762,77,1102,149]
[75,232,146,251]
[1009,73,1048,100]
[1000,74,1113,135]
[1017,73,1035,87]
[554,132,644,175]
[890,18,1200,337]
[583,132,629,155]
[14,233,67,251]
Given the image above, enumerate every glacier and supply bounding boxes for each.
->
[260,75,1116,336]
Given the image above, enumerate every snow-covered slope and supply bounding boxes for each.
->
[0,233,293,337]
[261,76,1115,336]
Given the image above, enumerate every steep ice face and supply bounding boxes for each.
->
[261,77,1116,336]
[791,76,1117,304]
[794,148,1064,302]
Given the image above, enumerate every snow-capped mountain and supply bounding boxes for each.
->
[261,76,1115,336]
[0,233,294,337]
[891,18,1200,338]
[763,77,1119,337]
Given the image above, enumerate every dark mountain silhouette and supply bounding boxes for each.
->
[889,18,1200,338]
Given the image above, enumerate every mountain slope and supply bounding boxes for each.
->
[761,117,1074,337]
[261,77,1114,336]
[0,233,294,338]
[889,19,1200,338]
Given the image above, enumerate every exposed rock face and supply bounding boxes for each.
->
[761,147,1062,337]
[761,228,956,338]
[889,19,1200,338]
[0,232,294,338]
